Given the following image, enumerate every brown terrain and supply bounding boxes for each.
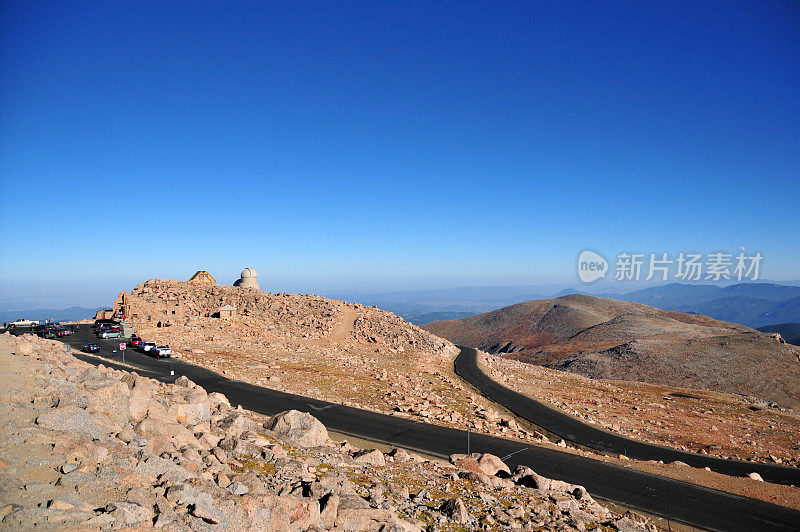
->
[422,294,800,410]
[104,279,546,444]
[69,279,800,512]
[1,332,649,530]
[478,351,800,467]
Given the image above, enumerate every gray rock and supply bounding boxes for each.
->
[216,411,259,439]
[117,425,136,443]
[611,516,650,532]
[319,493,340,529]
[228,481,249,495]
[36,405,105,439]
[440,497,470,524]
[135,453,194,483]
[266,410,330,447]
[353,449,386,467]
[128,375,152,423]
[174,375,195,388]
[106,500,153,526]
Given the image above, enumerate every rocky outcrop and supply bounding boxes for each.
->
[0,332,651,530]
[111,278,452,355]
[266,410,331,447]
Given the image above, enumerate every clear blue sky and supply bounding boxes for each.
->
[1,1,798,308]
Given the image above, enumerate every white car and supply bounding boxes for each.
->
[99,330,122,339]
[8,318,39,328]
[140,341,157,353]
[153,345,172,358]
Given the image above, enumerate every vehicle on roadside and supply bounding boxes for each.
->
[153,345,172,358]
[56,328,74,337]
[8,318,39,328]
[140,341,157,353]
[96,324,121,336]
[39,329,58,339]
[93,319,119,329]
[129,336,142,347]
[98,329,122,339]
[83,343,100,353]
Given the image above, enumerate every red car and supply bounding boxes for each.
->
[129,336,143,347]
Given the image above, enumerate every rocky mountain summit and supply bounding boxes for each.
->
[423,294,800,410]
[0,333,651,531]
[109,279,451,353]
[98,280,554,445]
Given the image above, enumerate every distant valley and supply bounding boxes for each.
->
[615,282,800,328]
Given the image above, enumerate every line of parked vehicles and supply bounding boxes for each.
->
[83,319,172,358]
[34,323,75,339]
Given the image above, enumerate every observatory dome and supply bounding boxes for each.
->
[236,267,259,289]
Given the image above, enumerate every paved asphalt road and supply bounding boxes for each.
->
[455,346,800,487]
[10,325,800,531]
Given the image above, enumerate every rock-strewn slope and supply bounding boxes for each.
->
[0,333,650,531]
[423,294,800,409]
[110,279,450,353]
[98,280,553,444]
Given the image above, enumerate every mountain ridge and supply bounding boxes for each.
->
[422,294,800,410]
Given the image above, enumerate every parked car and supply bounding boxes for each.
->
[96,326,121,336]
[9,318,39,328]
[153,345,172,358]
[140,341,157,353]
[83,343,100,353]
[98,330,122,339]
[93,319,119,329]
[129,336,143,347]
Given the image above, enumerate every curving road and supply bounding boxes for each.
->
[455,346,800,486]
[21,326,800,531]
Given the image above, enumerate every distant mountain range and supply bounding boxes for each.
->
[0,306,101,325]
[615,283,800,328]
[341,282,800,327]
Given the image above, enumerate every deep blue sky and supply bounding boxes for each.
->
[1,1,798,308]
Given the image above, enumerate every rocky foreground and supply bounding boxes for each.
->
[0,333,651,531]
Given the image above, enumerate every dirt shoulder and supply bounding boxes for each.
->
[475,351,800,510]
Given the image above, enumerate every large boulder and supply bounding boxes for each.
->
[128,375,152,423]
[450,453,510,477]
[440,497,470,525]
[352,449,386,468]
[242,494,321,531]
[266,410,330,447]
[216,411,259,439]
[87,380,131,432]
[167,401,210,426]
[36,405,106,439]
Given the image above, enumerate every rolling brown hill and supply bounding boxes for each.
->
[422,294,800,410]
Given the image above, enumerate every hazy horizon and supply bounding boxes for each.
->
[2,274,799,312]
